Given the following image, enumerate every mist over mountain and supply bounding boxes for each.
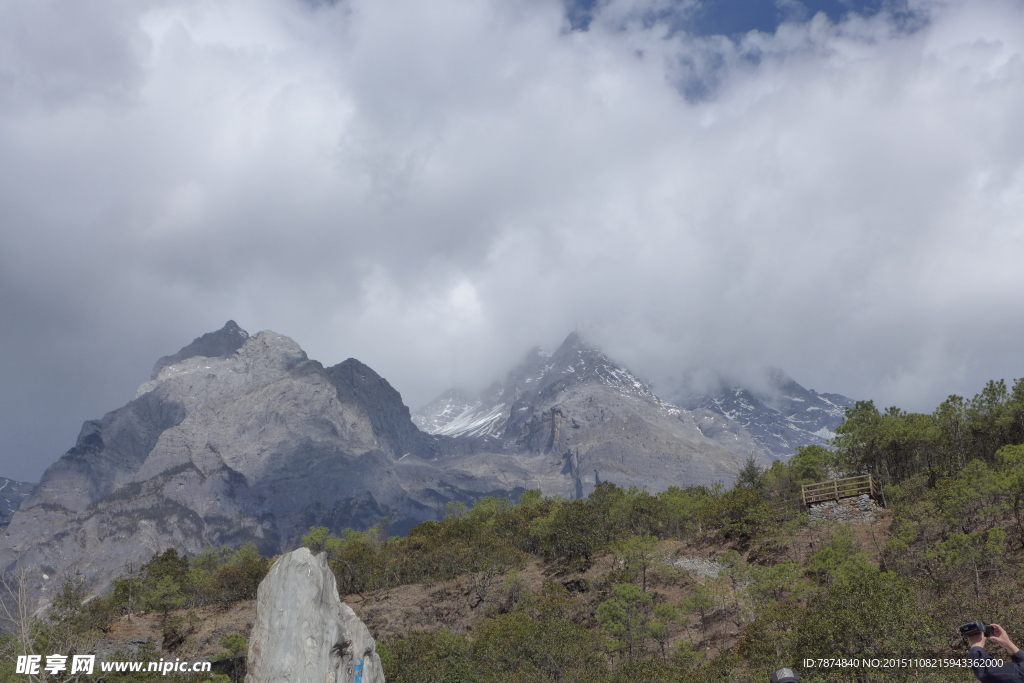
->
[414,332,764,469]
[416,336,856,462]
[4,0,1024,488]
[0,323,780,609]
[663,368,855,458]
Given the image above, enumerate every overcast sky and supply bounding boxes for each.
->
[2,0,1023,482]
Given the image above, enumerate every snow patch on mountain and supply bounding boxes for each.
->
[668,369,854,458]
[414,335,664,439]
[413,332,757,464]
[430,402,509,438]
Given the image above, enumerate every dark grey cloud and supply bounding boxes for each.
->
[2,0,1024,481]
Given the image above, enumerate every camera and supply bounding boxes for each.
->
[959,621,994,638]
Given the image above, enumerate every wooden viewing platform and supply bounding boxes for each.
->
[801,474,877,507]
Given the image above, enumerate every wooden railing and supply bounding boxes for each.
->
[801,474,876,506]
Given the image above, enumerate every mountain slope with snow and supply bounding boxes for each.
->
[669,369,854,457]
[415,333,767,499]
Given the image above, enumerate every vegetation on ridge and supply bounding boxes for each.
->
[1,376,1023,682]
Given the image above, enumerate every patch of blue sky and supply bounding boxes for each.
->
[690,0,887,37]
[565,0,927,102]
[564,0,918,36]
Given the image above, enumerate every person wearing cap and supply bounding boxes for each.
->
[967,623,1024,682]
[770,667,800,683]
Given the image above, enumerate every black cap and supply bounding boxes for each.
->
[770,668,801,683]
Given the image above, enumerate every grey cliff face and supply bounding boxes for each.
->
[324,359,434,462]
[0,324,444,608]
[247,548,384,683]
[151,320,249,380]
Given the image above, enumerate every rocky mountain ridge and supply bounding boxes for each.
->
[415,334,752,449]
[668,369,854,457]
[413,335,854,464]
[413,332,766,500]
[0,323,445,608]
[0,323,811,609]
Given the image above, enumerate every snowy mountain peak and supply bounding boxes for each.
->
[534,332,663,402]
[556,330,586,351]
[413,333,676,440]
[670,369,854,457]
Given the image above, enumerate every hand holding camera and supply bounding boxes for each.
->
[960,621,1020,655]
[988,624,1020,655]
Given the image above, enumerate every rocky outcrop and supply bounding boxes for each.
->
[247,548,384,683]
[151,320,249,379]
[808,494,880,524]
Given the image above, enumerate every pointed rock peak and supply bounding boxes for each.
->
[556,331,589,353]
[547,331,603,367]
[329,357,388,390]
[326,358,410,410]
[324,357,430,458]
[551,331,616,369]
[755,368,823,408]
[221,319,246,336]
[151,320,250,378]
[764,367,800,392]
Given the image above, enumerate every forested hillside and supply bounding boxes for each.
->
[3,377,1023,682]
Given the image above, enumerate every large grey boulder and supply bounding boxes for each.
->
[247,547,384,683]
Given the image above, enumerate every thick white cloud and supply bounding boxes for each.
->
[2,0,1024,479]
